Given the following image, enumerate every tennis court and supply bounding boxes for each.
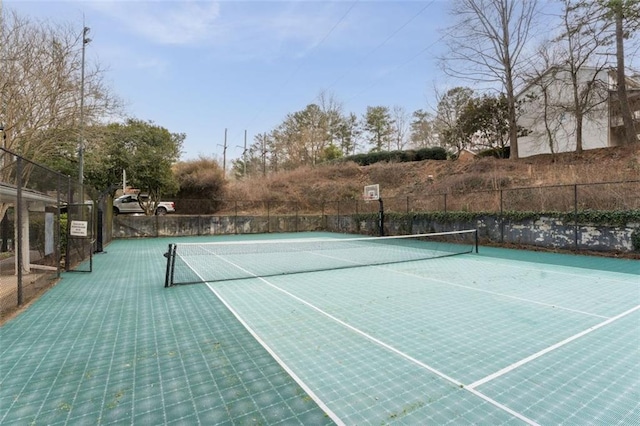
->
[1,231,638,425]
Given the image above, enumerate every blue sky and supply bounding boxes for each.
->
[7,0,459,162]
[6,1,638,163]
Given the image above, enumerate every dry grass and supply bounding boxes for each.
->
[224,145,640,213]
[226,163,366,209]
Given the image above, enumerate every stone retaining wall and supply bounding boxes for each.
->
[113,214,639,253]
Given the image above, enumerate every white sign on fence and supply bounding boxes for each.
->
[69,220,88,237]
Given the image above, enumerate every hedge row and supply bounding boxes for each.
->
[342,147,448,166]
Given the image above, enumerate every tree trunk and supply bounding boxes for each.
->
[615,6,638,144]
[507,88,519,159]
[502,5,519,160]
[542,89,556,158]
[575,111,583,154]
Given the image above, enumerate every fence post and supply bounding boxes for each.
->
[16,156,24,306]
[267,200,270,233]
[574,184,578,250]
[234,200,238,235]
[66,176,72,272]
[0,209,8,252]
[56,174,62,277]
[444,193,447,213]
[500,189,504,243]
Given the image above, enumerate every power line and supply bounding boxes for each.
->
[237,1,359,142]
[320,0,436,98]
[344,28,450,106]
[232,0,442,158]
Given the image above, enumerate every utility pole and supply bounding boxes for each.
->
[235,129,248,178]
[241,129,247,177]
[218,128,227,176]
[78,24,91,184]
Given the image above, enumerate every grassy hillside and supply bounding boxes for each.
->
[226,145,640,208]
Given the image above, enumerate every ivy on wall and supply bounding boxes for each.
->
[352,210,640,252]
[370,209,640,226]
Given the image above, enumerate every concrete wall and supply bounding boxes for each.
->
[113,215,325,238]
[113,214,639,253]
[366,214,638,253]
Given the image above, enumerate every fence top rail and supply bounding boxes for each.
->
[201,180,639,205]
[1,147,73,181]
[499,180,640,192]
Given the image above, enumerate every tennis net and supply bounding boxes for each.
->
[164,230,478,287]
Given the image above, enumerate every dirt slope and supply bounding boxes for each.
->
[227,145,640,204]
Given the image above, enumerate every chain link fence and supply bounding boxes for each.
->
[0,148,100,317]
[174,180,639,218]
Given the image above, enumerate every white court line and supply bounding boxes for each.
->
[467,304,640,389]
[197,251,540,426]
[178,254,346,426]
[464,254,640,285]
[311,250,610,319]
[392,266,610,319]
[182,242,637,425]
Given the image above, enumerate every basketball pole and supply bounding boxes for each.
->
[378,198,384,237]
[364,184,383,236]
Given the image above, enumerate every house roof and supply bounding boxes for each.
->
[516,65,565,99]
[608,69,640,89]
[0,183,59,205]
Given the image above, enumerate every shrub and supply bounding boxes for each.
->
[631,229,640,252]
[172,157,227,213]
[343,147,447,166]
[414,147,447,161]
[477,146,510,159]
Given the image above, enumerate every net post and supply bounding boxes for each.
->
[474,229,479,253]
[170,244,177,286]
[164,243,175,287]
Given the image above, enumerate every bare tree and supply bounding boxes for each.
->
[247,132,273,176]
[409,109,438,148]
[521,47,566,157]
[1,8,120,220]
[441,0,539,159]
[0,9,120,168]
[557,0,610,153]
[433,86,474,152]
[391,105,409,151]
[317,89,344,149]
[608,0,640,144]
[567,0,639,145]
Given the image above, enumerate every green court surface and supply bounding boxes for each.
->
[1,232,638,425]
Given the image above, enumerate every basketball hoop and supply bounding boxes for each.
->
[363,184,384,236]
[363,184,380,202]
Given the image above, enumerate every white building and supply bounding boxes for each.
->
[517,66,640,158]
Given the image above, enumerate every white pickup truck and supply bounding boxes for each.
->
[113,194,175,216]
